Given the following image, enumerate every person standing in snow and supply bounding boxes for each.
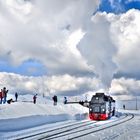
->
[33,94,37,104]
[64,97,67,104]
[112,107,115,116]
[123,104,125,110]
[0,89,3,104]
[2,87,8,104]
[52,95,57,105]
[15,92,18,102]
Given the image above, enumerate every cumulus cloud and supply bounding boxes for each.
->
[1,72,139,102]
[109,77,140,100]
[110,9,140,77]
[0,72,101,96]
[0,0,140,99]
[77,9,140,88]
[0,0,99,76]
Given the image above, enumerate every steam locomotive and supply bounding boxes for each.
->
[67,93,115,121]
[88,93,115,120]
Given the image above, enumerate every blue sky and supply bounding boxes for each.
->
[98,0,140,14]
[0,59,46,76]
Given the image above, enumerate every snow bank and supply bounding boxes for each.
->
[0,94,88,133]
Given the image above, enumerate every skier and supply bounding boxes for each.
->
[15,92,18,102]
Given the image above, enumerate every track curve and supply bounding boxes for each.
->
[16,113,134,140]
[39,114,134,140]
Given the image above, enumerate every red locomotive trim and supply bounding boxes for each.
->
[89,113,108,120]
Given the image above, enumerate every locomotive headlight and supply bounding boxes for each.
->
[89,108,92,111]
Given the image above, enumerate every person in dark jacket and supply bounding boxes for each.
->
[15,92,18,102]
[123,104,125,110]
[2,87,8,104]
[33,95,37,104]
[7,98,14,104]
[64,97,67,104]
[112,107,115,116]
[52,95,57,105]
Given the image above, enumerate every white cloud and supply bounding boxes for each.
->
[110,77,140,100]
[0,72,101,96]
[0,0,99,75]
[1,72,139,101]
[109,9,140,76]
[0,0,140,99]
[77,9,140,88]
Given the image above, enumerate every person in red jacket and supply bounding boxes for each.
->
[0,89,3,104]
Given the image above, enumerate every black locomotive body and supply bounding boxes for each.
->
[89,93,115,120]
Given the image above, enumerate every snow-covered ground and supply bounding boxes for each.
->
[0,94,140,140]
[0,94,89,139]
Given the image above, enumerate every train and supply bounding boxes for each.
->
[67,93,115,121]
[88,93,115,120]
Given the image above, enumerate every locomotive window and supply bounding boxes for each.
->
[93,106,100,113]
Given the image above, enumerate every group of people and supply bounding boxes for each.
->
[0,86,67,105]
[33,95,67,105]
[32,95,67,105]
[7,92,18,104]
[52,95,67,105]
[0,87,19,104]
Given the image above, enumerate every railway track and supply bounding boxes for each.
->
[16,119,96,140]
[12,113,134,140]
[38,114,134,140]
[69,113,134,140]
